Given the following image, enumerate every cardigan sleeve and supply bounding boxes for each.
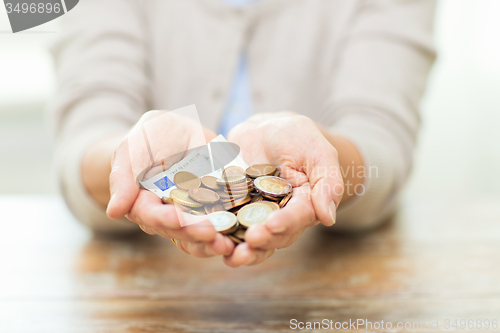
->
[49,0,149,233]
[327,0,436,230]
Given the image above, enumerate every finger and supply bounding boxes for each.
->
[245,186,316,250]
[128,190,216,242]
[223,243,275,268]
[306,141,344,226]
[176,233,234,258]
[139,224,157,235]
[107,140,140,219]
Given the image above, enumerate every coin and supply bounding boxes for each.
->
[237,202,273,227]
[279,193,292,208]
[223,182,252,191]
[251,195,263,203]
[204,203,224,214]
[221,222,239,235]
[222,166,246,178]
[246,164,276,178]
[170,189,204,208]
[223,195,251,210]
[261,201,280,211]
[254,176,292,197]
[223,188,251,196]
[228,235,243,244]
[188,188,220,204]
[189,209,206,215]
[201,175,220,191]
[174,171,201,191]
[219,192,248,202]
[233,228,246,240]
[262,193,282,201]
[162,197,174,205]
[216,175,247,186]
[211,204,225,213]
[207,211,238,233]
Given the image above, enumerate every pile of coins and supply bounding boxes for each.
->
[162,164,293,244]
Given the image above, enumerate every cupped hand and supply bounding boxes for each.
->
[223,112,344,267]
[106,110,234,257]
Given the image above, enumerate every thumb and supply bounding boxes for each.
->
[306,142,344,226]
[106,140,140,219]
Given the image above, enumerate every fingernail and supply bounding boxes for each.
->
[269,226,286,234]
[106,194,115,215]
[244,254,257,265]
[329,200,337,225]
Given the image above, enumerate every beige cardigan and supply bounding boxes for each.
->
[50,0,436,233]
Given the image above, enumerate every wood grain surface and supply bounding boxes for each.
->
[0,195,499,332]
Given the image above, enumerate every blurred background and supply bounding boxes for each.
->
[1,0,499,199]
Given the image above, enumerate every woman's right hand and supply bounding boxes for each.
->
[106,110,235,257]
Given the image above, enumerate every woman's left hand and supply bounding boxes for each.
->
[222,112,344,267]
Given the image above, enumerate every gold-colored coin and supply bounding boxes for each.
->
[207,211,238,233]
[221,222,239,235]
[162,197,174,205]
[201,176,220,191]
[170,189,203,208]
[223,195,251,210]
[279,193,292,208]
[188,188,220,204]
[233,228,246,240]
[228,235,243,244]
[262,193,282,201]
[189,210,206,215]
[261,201,280,211]
[222,166,246,178]
[251,195,263,203]
[174,171,201,191]
[246,164,276,178]
[254,176,292,197]
[237,202,273,228]
[216,175,247,186]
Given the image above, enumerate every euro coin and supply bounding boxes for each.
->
[211,204,225,213]
[246,164,276,178]
[254,176,292,197]
[162,197,174,205]
[279,193,292,208]
[237,202,273,228]
[174,171,201,191]
[251,195,263,203]
[223,195,251,210]
[228,235,243,244]
[205,203,225,214]
[201,175,220,191]
[219,192,248,202]
[233,228,246,240]
[170,189,203,208]
[261,201,280,211]
[188,188,220,204]
[216,175,247,186]
[262,193,282,201]
[207,211,238,233]
[222,166,246,178]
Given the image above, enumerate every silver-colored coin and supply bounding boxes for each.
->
[237,202,273,228]
[253,176,292,197]
[207,211,238,232]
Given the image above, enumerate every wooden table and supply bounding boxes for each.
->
[1,195,499,332]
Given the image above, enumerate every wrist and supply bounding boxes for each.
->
[317,127,366,204]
